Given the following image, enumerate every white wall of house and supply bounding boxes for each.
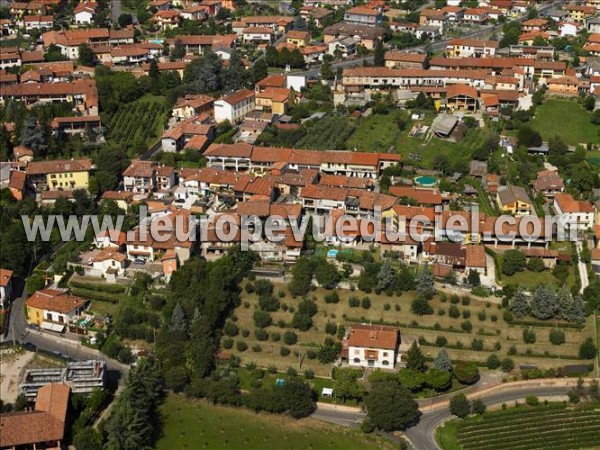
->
[348,345,396,368]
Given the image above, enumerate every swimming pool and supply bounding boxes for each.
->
[414,176,438,187]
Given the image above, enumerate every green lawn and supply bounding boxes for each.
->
[346,113,405,152]
[529,99,600,145]
[436,419,461,450]
[156,395,396,450]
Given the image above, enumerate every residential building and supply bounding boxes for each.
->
[323,22,385,49]
[242,26,274,44]
[496,184,533,216]
[445,38,498,58]
[152,9,181,30]
[554,193,595,233]
[532,169,565,198]
[419,9,448,33]
[343,324,400,368]
[384,51,426,69]
[23,15,53,31]
[214,89,256,124]
[0,268,13,309]
[344,6,383,27]
[25,289,87,328]
[26,158,93,191]
[123,160,156,194]
[299,6,333,28]
[73,2,96,25]
[255,87,291,114]
[285,30,311,47]
[565,5,596,23]
[0,384,70,450]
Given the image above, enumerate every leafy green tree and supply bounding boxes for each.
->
[549,329,565,345]
[449,393,471,418]
[472,399,486,415]
[398,368,425,391]
[314,259,340,288]
[411,297,433,315]
[502,250,526,276]
[377,259,396,290]
[486,354,501,369]
[365,379,420,431]
[454,362,480,384]
[467,269,481,287]
[334,368,366,402]
[78,44,95,66]
[282,378,314,418]
[288,257,313,296]
[425,368,452,391]
[73,428,103,450]
[118,13,133,28]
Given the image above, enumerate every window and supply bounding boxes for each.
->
[383,352,388,357]
[354,349,359,355]
[353,358,360,363]
[382,360,389,366]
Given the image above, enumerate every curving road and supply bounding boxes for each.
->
[312,381,579,450]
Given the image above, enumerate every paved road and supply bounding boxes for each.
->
[312,382,574,450]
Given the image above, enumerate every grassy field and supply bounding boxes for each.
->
[437,403,600,450]
[156,394,396,450]
[225,281,595,376]
[529,99,600,145]
[346,113,405,152]
[500,267,574,289]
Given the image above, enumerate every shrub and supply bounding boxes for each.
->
[522,328,536,344]
[579,338,597,359]
[471,339,484,351]
[241,329,250,338]
[280,346,291,356]
[237,341,248,352]
[306,350,317,359]
[478,311,486,321]
[449,305,460,318]
[462,309,471,319]
[258,295,280,312]
[500,358,515,372]
[254,328,269,341]
[253,310,272,328]
[549,329,565,345]
[224,321,239,337]
[437,308,446,316]
[486,354,501,369]
[472,399,486,415]
[348,295,360,308]
[283,331,298,345]
[449,394,471,418]
[304,369,315,379]
[461,320,473,333]
[454,362,480,385]
[324,291,340,304]
[435,336,448,347]
[450,295,460,304]
[271,332,281,342]
[361,297,371,309]
[526,395,539,406]
[491,314,498,322]
[222,337,233,349]
[325,322,337,335]
[252,344,262,352]
[384,303,391,311]
[394,304,401,311]
[292,312,312,331]
[245,283,255,293]
[461,296,471,306]
[411,297,433,315]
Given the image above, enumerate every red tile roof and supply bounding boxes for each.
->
[26,289,86,313]
[26,158,92,175]
[0,268,13,288]
[347,324,399,349]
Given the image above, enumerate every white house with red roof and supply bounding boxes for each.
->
[554,193,595,234]
[343,324,400,368]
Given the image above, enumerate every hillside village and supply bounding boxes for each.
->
[1,0,600,449]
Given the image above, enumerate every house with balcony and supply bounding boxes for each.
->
[123,160,156,194]
[496,185,533,217]
[25,289,87,328]
[344,6,383,27]
[554,193,595,234]
[26,158,93,192]
[532,169,564,199]
[342,324,400,369]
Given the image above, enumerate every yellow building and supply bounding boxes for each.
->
[255,88,292,115]
[26,289,87,327]
[565,5,595,23]
[26,158,93,191]
[285,30,311,48]
[496,185,533,217]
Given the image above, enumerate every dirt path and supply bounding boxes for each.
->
[0,349,35,403]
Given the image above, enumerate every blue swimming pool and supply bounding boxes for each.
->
[414,176,438,187]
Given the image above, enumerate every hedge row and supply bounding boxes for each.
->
[70,280,126,294]
[71,287,120,303]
